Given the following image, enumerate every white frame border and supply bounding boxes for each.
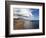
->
[9,5,43,35]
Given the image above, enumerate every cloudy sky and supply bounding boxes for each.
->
[13,8,39,20]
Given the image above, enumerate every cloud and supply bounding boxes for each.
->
[20,9,33,17]
[28,10,33,17]
[14,8,34,20]
[14,8,33,17]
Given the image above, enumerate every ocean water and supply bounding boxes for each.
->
[24,20,39,29]
[14,19,39,29]
[30,20,39,29]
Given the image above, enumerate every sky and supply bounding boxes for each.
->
[13,8,39,20]
[29,9,39,20]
